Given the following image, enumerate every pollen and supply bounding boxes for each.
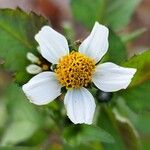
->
[55,52,96,89]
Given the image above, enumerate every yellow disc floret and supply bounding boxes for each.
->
[55,51,96,89]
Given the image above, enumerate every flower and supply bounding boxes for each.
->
[22,22,136,124]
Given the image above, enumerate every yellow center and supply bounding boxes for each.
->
[55,52,96,89]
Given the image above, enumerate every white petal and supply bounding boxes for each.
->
[26,64,42,74]
[64,87,96,124]
[79,22,109,63]
[22,72,62,105]
[92,62,136,92]
[35,26,69,64]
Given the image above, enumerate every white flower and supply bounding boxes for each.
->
[22,22,136,124]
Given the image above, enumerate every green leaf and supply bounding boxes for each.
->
[112,108,141,150]
[71,0,106,29]
[105,0,141,30]
[136,111,150,134]
[114,97,138,124]
[0,146,37,150]
[71,0,140,30]
[120,81,150,111]
[0,9,47,84]
[123,50,150,87]
[141,138,150,150]
[1,121,38,146]
[5,83,43,123]
[63,125,114,146]
[121,28,147,43]
[98,106,125,150]
[98,106,140,150]
[1,83,44,145]
[118,80,150,139]
[79,125,114,143]
[0,101,7,128]
[103,29,127,64]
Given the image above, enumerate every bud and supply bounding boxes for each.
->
[27,52,40,64]
[50,64,57,71]
[26,64,42,74]
[96,90,113,103]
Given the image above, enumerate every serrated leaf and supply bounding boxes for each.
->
[0,9,47,84]
[123,50,150,87]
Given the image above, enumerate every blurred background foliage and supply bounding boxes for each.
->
[0,0,149,150]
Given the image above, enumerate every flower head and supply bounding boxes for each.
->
[55,51,96,88]
[22,22,136,124]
